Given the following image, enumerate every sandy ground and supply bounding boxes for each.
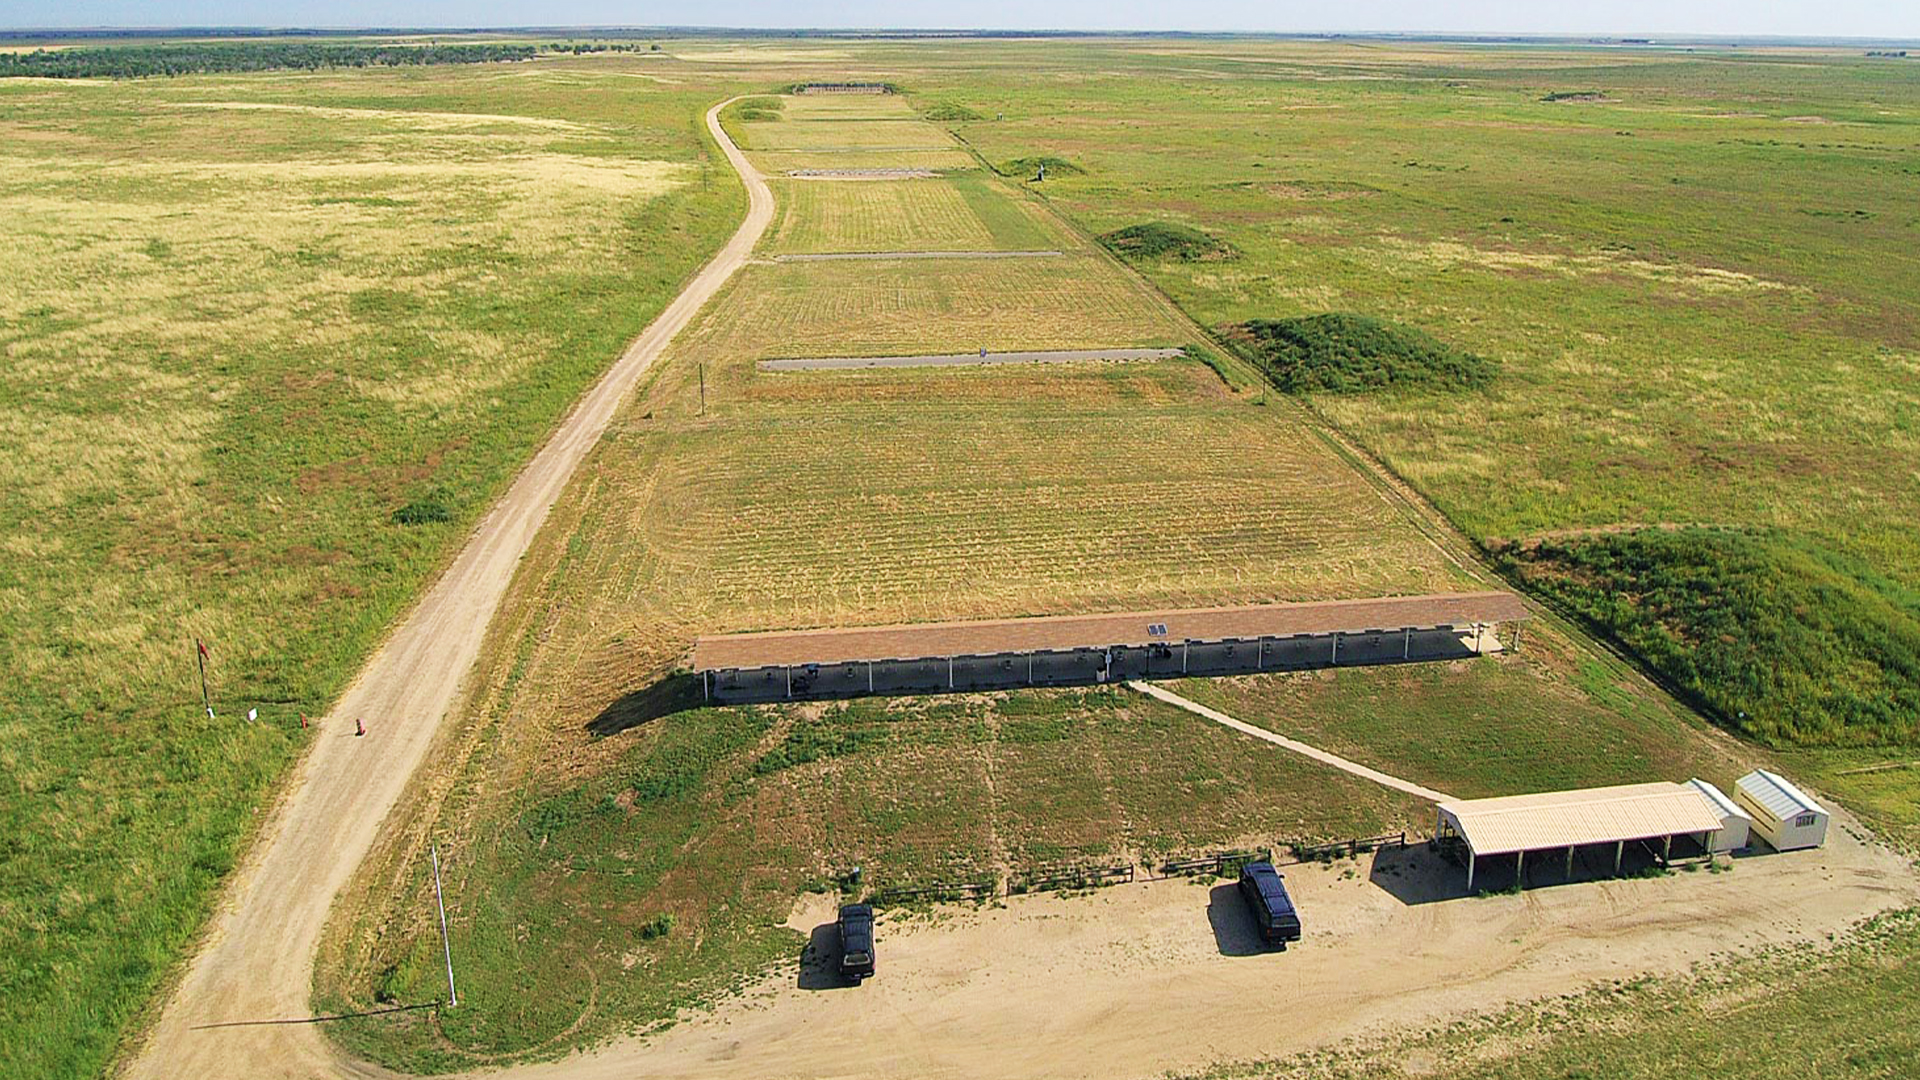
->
[499,811,1918,1080]
[760,347,1184,371]
[116,98,774,1080]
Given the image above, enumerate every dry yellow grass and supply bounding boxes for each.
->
[763,177,997,252]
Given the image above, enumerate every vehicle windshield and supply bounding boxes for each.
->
[843,951,871,965]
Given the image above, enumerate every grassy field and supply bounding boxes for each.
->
[762,172,1056,253]
[926,41,1920,572]
[896,38,1920,812]
[20,34,1913,1080]
[314,73,1761,1073]
[1180,621,1744,803]
[0,56,746,1080]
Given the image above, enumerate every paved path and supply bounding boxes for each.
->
[761,347,1183,372]
[119,97,775,1080]
[1127,681,1454,802]
[772,249,1062,262]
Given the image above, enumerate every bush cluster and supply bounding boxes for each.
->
[1099,221,1238,262]
[1223,312,1494,393]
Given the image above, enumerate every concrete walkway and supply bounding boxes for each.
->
[761,347,1183,372]
[1127,681,1454,803]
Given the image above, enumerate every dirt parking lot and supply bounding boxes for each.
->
[504,808,1918,1080]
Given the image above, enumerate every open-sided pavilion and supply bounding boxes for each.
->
[691,591,1529,703]
[1436,782,1726,892]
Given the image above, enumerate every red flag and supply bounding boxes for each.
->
[197,639,209,659]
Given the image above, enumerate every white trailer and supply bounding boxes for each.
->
[1687,778,1752,853]
[1733,770,1828,851]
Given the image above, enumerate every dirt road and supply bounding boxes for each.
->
[118,98,772,1080]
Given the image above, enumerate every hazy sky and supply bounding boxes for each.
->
[7,1,1919,38]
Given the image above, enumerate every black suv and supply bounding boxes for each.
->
[837,903,875,982]
[1237,862,1301,946]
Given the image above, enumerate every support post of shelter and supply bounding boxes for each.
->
[1331,633,1340,665]
[948,656,955,689]
[1257,638,1264,670]
[867,662,874,694]
[1662,833,1672,866]
[785,666,792,699]
[1516,848,1525,886]
[1403,627,1412,659]
[702,670,709,702]
[1466,852,1475,893]
[1182,641,1189,674]
[1565,844,1575,879]
[1614,840,1624,876]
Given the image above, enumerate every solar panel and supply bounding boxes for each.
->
[1147,623,1168,637]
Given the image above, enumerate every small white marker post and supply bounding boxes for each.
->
[431,841,457,1008]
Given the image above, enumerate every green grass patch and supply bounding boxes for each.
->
[1223,313,1495,394]
[1508,527,1920,748]
[1100,221,1238,262]
[724,95,784,123]
[921,100,985,121]
[998,154,1084,178]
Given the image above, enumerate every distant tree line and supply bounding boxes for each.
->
[0,42,539,80]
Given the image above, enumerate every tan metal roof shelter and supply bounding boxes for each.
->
[1437,782,1725,891]
[693,591,1528,671]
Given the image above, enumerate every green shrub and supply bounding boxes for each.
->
[1099,222,1238,262]
[1223,313,1494,393]
[392,488,455,526]
[997,155,1084,178]
[922,101,984,121]
[638,912,675,940]
[1507,528,1920,747]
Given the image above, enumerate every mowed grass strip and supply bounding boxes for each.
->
[737,117,960,151]
[746,146,982,173]
[764,177,999,253]
[689,254,1182,362]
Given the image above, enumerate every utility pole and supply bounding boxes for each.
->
[431,842,457,1008]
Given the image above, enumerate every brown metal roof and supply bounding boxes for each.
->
[1438,782,1725,857]
[692,591,1528,671]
